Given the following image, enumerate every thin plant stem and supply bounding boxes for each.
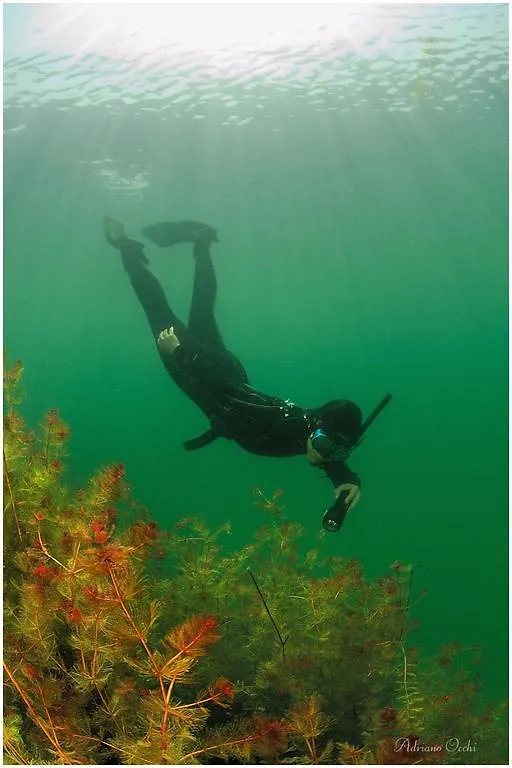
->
[311,734,318,764]
[400,641,412,725]
[179,734,261,763]
[37,523,70,571]
[247,568,288,660]
[3,661,74,763]
[4,742,29,765]
[304,736,315,763]
[107,567,175,752]
[3,448,22,543]
[43,424,51,465]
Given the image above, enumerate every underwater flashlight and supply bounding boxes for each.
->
[321,393,392,533]
[322,495,351,532]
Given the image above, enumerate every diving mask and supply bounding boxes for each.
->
[310,428,356,462]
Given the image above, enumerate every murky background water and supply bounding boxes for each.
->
[4,3,508,704]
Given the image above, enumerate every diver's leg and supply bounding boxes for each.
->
[188,239,225,347]
[188,239,249,384]
[104,216,189,341]
[121,246,190,340]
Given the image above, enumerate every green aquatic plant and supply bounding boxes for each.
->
[3,361,292,765]
[161,491,508,765]
[3,360,508,765]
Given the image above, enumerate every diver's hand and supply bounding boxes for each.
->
[334,483,361,512]
[157,326,181,356]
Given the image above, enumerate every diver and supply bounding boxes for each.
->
[103,216,391,532]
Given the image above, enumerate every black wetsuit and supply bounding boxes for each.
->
[120,239,360,518]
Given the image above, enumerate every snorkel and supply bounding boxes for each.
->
[321,393,392,533]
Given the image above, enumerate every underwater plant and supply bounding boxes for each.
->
[3,360,508,765]
[3,361,294,765]
[156,498,509,764]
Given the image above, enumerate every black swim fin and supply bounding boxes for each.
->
[141,220,218,248]
[103,216,149,264]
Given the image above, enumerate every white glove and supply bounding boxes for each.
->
[334,483,361,512]
[157,326,181,356]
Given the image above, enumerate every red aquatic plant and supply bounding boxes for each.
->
[4,361,300,765]
[380,706,398,729]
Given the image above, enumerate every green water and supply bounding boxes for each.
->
[4,3,508,707]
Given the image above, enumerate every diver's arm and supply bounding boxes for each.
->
[157,327,202,372]
[157,328,219,390]
[323,461,361,494]
[157,328,203,387]
[321,462,361,531]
